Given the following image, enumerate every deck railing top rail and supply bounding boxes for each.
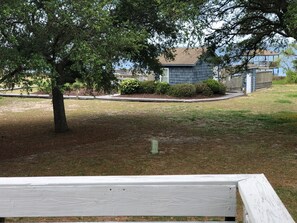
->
[0,174,259,186]
[0,174,294,223]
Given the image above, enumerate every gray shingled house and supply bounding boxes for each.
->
[158,48,214,84]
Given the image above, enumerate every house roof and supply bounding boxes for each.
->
[159,48,205,67]
[245,50,279,56]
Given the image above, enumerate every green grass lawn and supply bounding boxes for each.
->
[0,84,297,221]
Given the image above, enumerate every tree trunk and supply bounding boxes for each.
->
[52,85,69,133]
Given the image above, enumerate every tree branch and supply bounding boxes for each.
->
[0,65,24,83]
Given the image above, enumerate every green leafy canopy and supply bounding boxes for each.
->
[0,0,205,90]
[201,0,297,67]
[0,0,205,132]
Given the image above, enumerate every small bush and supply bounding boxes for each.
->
[195,83,214,96]
[217,82,226,94]
[139,81,156,94]
[203,79,221,93]
[71,79,84,96]
[36,80,52,94]
[155,82,170,94]
[201,85,214,96]
[286,70,297,84]
[203,79,226,95]
[63,83,73,92]
[72,79,84,91]
[119,79,141,94]
[195,83,206,94]
[168,84,196,97]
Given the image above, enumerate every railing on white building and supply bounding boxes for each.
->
[0,174,294,223]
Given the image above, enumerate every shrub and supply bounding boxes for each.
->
[168,84,196,97]
[201,85,214,96]
[119,79,141,94]
[195,83,206,94]
[155,82,170,94]
[217,82,226,95]
[195,83,213,97]
[139,81,156,94]
[63,83,73,92]
[286,70,297,84]
[36,79,52,94]
[71,79,84,96]
[72,79,84,91]
[203,79,226,95]
[203,79,221,93]
[195,83,213,96]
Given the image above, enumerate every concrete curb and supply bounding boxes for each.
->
[0,92,244,103]
[97,92,245,103]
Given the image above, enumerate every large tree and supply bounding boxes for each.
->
[201,0,297,66]
[0,0,204,132]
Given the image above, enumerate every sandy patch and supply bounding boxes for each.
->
[0,100,52,113]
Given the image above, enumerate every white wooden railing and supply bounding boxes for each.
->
[0,174,294,223]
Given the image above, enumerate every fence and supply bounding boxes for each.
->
[256,71,272,89]
[224,76,243,91]
[224,71,273,92]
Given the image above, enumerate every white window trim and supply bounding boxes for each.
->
[160,68,169,83]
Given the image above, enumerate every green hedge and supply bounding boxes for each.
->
[155,82,170,94]
[168,84,196,97]
[139,81,156,94]
[119,79,226,97]
[203,79,226,95]
[119,79,141,94]
[195,83,213,96]
[203,79,220,93]
[217,83,226,95]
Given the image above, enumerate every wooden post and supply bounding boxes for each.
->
[151,139,159,154]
